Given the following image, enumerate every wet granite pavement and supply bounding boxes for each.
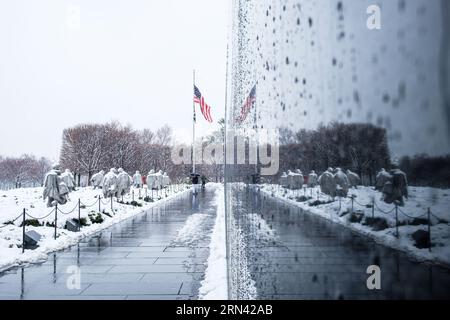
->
[0,188,217,300]
[233,185,450,299]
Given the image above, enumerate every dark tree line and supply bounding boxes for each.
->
[399,154,450,188]
[278,122,391,185]
[0,155,52,189]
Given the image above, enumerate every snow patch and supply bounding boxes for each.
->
[199,186,229,300]
[172,213,211,246]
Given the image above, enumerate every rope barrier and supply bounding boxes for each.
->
[80,198,99,208]
[430,212,442,221]
[373,202,395,214]
[25,208,55,220]
[351,197,372,207]
[397,206,427,219]
[57,203,79,215]
[0,213,23,228]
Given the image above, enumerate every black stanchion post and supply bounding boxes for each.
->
[339,196,341,213]
[372,199,375,219]
[427,207,431,252]
[351,196,354,215]
[22,208,25,253]
[132,190,134,202]
[98,195,101,212]
[78,198,81,231]
[395,203,399,238]
[54,204,57,240]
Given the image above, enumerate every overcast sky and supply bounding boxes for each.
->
[0,0,228,162]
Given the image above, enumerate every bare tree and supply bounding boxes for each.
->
[60,124,105,183]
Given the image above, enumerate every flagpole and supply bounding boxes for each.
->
[192,69,196,174]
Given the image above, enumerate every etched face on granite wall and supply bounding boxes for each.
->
[228,0,450,160]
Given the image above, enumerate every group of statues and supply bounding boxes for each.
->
[90,168,171,198]
[42,164,172,207]
[316,168,360,198]
[279,163,408,206]
[280,170,318,190]
[280,168,360,197]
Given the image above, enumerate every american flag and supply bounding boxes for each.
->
[236,85,256,124]
[194,85,213,123]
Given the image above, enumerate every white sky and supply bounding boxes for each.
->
[0,0,228,162]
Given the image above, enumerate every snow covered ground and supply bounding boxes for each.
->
[259,184,450,268]
[0,184,189,272]
[199,185,228,300]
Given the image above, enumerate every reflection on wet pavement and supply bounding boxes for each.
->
[233,185,450,299]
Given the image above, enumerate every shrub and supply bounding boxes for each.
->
[88,212,104,224]
[309,200,334,207]
[130,201,142,207]
[364,217,389,231]
[143,196,154,203]
[409,218,429,226]
[73,217,88,226]
[349,210,364,223]
[296,196,311,202]
[20,219,42,227]
[411,229,430,249]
